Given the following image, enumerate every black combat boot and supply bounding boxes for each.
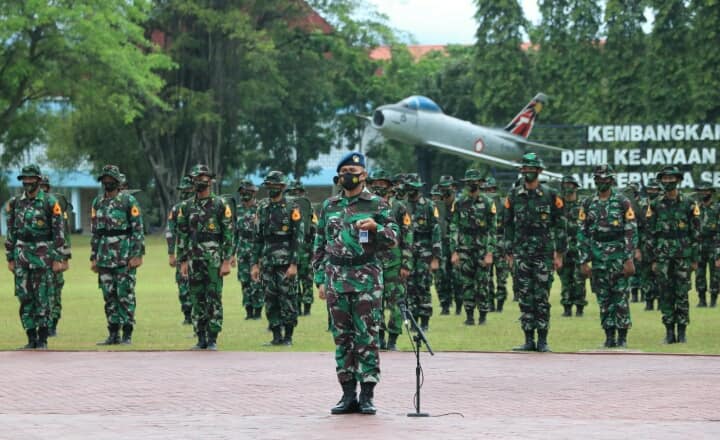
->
[455,301,462,315]
[253,307,263,319]
[20,329,37,350]
[617,328,628,348]
[378,330,386,350]
[283,325,294,346]
[496,300,504,313]
[303,303,312,316]
[387,333,398,351]
[603,328,617,348]
[478,311,487,325]
[192,331,207,350]
[488,300,496,312]
[512,330,536,351]
[576,305,584,317]
[698,292,708,308]
[331,380,358,415]
[710,293,718,308]
[245,306,253,320]
[97,324,120,346]
[464,309,475,325]
[420,316,429,332]
[631,289,639,303]
[358,382,377,415]
[562,304,572,317]
[645,299,654,311]
[265,326,283,346]
[440,305,450,315]
[36,326,49,350]
[206,332,218,351]
[121,324,133,345]
[48,322,57,337]
[663,324,675,344]
[182,308,192,325]
[676,324,687,343]
[536,329,551,352]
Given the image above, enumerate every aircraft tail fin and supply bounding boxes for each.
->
[504,93,547,139]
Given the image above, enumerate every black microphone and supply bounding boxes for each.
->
[398,301,411,327]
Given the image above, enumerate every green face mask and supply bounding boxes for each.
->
[596,182,612,192]
[662,181,678,191]
[523,172,538,182]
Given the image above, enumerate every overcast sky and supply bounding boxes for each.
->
[364,0,541,45]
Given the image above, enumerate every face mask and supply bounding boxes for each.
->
[194,181,209,192]
[407,190,420,199]
[596,182,612,192]
[268,189,282,198]
[468,184,479,192]
[103,181,118,192]
[702,195,712,203]
[648,191,660,200]
[372,187,388,197]
[662,181,677,191]
[340,172,362,191]
[561,187,576,196]
[523,172,538,182]
[23,182,39,193]
[395,187,405,198]
[240,193,253,202]
[443,190,453,198]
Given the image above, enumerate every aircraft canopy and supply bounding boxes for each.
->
[400,96,443,113]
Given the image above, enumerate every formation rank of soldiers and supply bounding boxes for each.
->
[5,153,720,353]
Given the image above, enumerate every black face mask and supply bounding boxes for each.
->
[648,191,660,200]
[468,184,479,192]
[372,187,388,197]
[23,182,39,193]
[407,190,420,200]
[340,172,362,191]
[268,189,282,198]
[103,181,118,192]
[703,195,712,203]
[240,193,253,202]
[442,190,453,198]
[194,181,209,192]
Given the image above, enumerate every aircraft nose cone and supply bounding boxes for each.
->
[373,110,385,127]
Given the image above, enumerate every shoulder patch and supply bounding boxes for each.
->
[693,203,700,217]
[292,207,301,221]
[91,207,96,218]
[491,202,496,215]
[312,213,318,224]
[433,206,439,218]
[645,206,652,218]
[224,204,232,218]
[578,207,586,222]
[555,196,564,209]
[168,211,174,221]
[504,197,511,209]
[52,201,62,216]
[131,205,140,217]
[403,212,411,226]
[625,206,635,221]
[5,202,10,213]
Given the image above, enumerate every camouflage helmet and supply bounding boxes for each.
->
[437,175,456,188]
[177,176,194,191]
[657,165,683,180]
[17,164,42,181]
[392,173,407,185]
[645,178,661,190]
[236,179,258,192]
[520,152,544,169]
[286,180,305,193]
[40,175,50,187]
[593,164,616,180]
[97,164,122,182]
[367,168,392,184]
[404,173,424,188]
[263,170,287,186]
[561,175,579,187]
[189,164,216,179]
[483,176,497,189]
[695,182,716,192]
[430,184,442,195]
[461,169,485,182]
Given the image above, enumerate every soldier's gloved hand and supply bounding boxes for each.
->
[691,261,699,272]
[168,254,177,268]
[430,257,440,271]
[451,251,460,266]
[623,259,636,278]
[52,261,64,273]
[286,263,298,278]
[483,253,493,268]
[129,257,143,269]
[90,260,98,274]
[180,261,189,278]
[251,264,260,282]
[219,260,231,277]
[318,284,327,300]
[7,261,14,273]
[581,262,592,278]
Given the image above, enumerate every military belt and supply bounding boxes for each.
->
[460,227,485,235]
[522,226,547,236]
[657,231,688,239]
[414,231,432,239]
[17,232,52,242]
[264,234,290,243]
[329,253,375,266]
[592,232,624,242]
[96,228,132,237]
[196,232,222,242]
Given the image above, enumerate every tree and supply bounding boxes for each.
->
[687,0,720,122]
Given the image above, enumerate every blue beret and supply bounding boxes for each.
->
[336,152,366,172]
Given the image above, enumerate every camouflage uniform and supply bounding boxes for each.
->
[646,166,700,344]
[367,169,413,351]
[177,164,234,350]
[434,176,460,315]
[91,165,144,345]
[404,173,441,330]
[482,176,509,313]
[638,179,662,310]
[577,165,638,347]
[252,171,304,346]
[286,181,316,316]
[694,183,720,308]
[313,152,398,415]
[5,165,69,349]
[558,176,587,317]
[504,153,566,352]
[165,176,194,324]
[235,180,263,319]
[450,169,497,325]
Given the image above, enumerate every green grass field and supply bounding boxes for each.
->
[1,234,718,353]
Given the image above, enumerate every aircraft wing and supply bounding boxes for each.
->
[495,131,565,152]
[425,140,563,181]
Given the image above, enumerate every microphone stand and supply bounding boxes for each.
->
[402,304,434,418]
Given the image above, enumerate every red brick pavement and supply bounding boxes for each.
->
[0,351,718,439]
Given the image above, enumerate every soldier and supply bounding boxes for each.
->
[285,181,316,316]
[91,165,144,346]
[504,153,566,352]
[251,171,303,346]
[577,165,638,348]
[177,164,233,350]
[450,169,496,325]
[482,176,509,313]
[367,169,412,351]
[430,184,442,203]
[639,178,662,310]
[404,173,441,331]
[645,166,700,344]
[166,176,194,324]
[434,175,459,315]
[313,152,398,415]
[695,183,719,308]
[558,175,587,317]
[38,175,72,337]
[235,180,263,320]
[5,165,69,349]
